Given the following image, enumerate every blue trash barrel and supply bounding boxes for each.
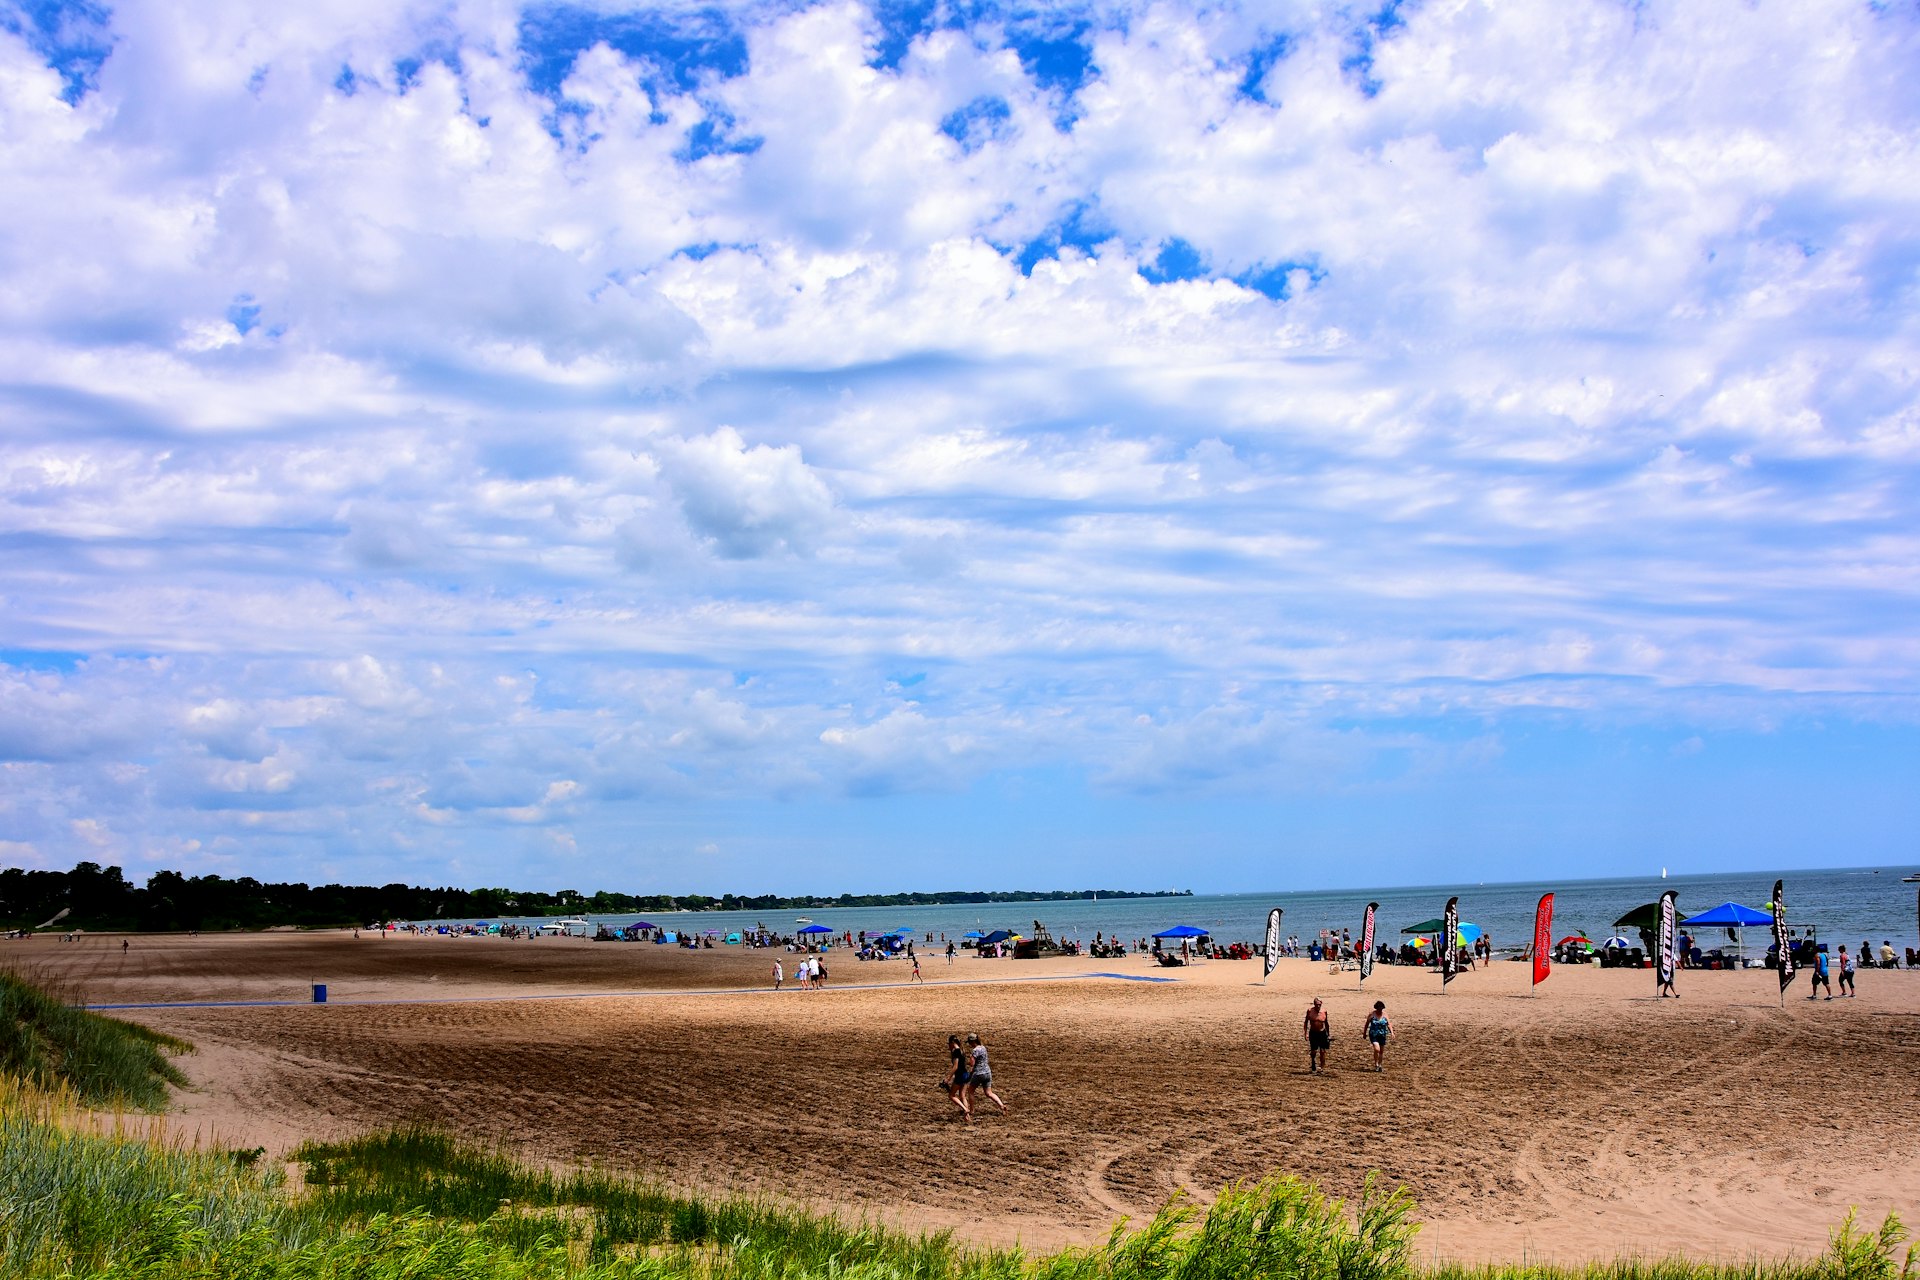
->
[311,983,327,1003]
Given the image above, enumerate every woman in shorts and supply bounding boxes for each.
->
[1365,1000,1392,1072]
[944,1034,972,1120]
[963,1032,1008,1115]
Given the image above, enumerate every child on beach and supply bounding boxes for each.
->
[910,954,923,983]
[1365,1000,1391,1072]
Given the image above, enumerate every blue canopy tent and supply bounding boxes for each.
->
[1678,901,1771,966]
[979,929,1013,947]
[798,924,833,935]
[1154,925,1209,939]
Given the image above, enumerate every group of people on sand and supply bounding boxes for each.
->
[1302,997,1394,1073]
[771,956,828,990]
[941,1032,1008,1122]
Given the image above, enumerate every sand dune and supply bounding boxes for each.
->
[10,930,1917,1262]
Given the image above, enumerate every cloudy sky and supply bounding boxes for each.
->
[2,0,1917,895]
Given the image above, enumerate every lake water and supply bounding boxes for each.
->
[409,864,1920,953]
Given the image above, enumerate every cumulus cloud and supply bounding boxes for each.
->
[1,0,1917,885]
[655,426,837,558]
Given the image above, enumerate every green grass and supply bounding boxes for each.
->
[0,1079,299,1278]
[294,1126,1014,1276]
[0,967,189,1109]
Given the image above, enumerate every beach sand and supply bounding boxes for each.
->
[9,930,1917,1263]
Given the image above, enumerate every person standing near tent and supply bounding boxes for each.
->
[1837,946,1856,997]
[1303,998,1332,1073]
[1364,1000,1391,1072]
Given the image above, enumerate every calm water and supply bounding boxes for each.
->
[411,864,1920,953]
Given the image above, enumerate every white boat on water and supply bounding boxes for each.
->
[1903,872,1920,883]
[539,918,591,936]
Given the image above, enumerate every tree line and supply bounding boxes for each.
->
[0,861,1191,932]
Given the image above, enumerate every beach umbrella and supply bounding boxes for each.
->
[1153,925,1209,938]
[980,929,1013,945]
[1602,935,1631,948]
[962,930,986,939]
[1557,935,1594,947]
[633,921,656,929]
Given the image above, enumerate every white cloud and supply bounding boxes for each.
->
[0,0,1916,882]
[656,426,837,558]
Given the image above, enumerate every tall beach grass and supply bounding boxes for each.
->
[0,967,189,1109]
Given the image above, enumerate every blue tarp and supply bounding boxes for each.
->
[1680,902,1772,927]
[1154,925,1209,938]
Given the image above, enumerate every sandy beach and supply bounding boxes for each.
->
[8,930,1917,1264]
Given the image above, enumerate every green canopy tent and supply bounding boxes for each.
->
[1612,902,1689,962]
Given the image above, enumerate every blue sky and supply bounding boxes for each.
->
[1,0,1918,894]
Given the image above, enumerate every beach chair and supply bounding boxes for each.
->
[1155,951,1186,968]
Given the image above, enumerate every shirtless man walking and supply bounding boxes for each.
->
[1303,997,1332,1073]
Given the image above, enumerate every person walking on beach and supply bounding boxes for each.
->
[1809,947,1831,1000]
[772,959,783,991]
[946,940,955,966]
[1365,1000,1391,1072]
[910,954,923,983]
[963,1033,1008,1115]
[1837,946,1856,997]
[1303,998,1332,1073]
[943,1034,972,1121]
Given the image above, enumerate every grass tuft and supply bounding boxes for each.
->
[0,967,189,1109]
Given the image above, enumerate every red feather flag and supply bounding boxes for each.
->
[1532,892,1554,987]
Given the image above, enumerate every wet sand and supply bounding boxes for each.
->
[8,930,1917,1262]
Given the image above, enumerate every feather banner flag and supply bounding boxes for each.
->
[1657,890,1678,993]
[1359,902,1378,985]
[1532,892,1554,987]
[1262,908,1283,984]
[1440,896,1460,986]
[1771,879,1794,1000]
